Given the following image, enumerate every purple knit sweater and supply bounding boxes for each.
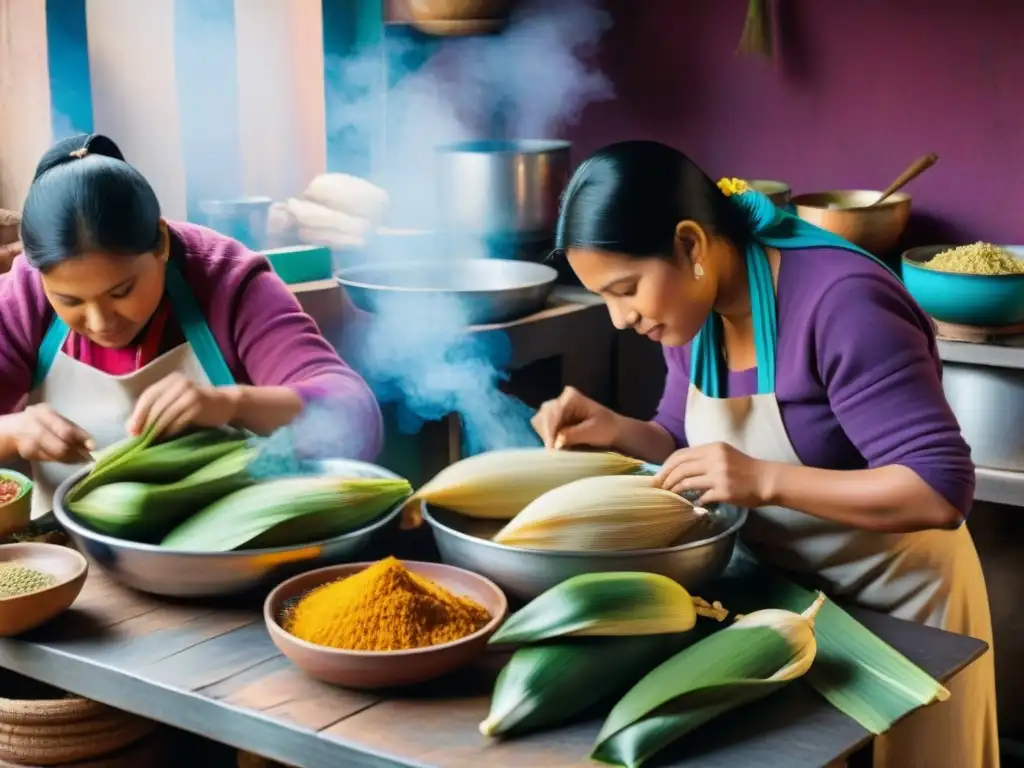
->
[652,246,976,516]
[0,221,383,460]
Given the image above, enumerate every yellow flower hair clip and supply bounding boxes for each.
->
[717,177,749,197]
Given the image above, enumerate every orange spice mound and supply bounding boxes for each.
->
[284,557,491,652]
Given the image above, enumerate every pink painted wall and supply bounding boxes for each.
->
[567,0,1024,247]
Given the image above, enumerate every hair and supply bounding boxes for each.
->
[20,133,163,271]
[555,140,749,261]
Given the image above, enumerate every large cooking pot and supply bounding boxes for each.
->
[436,140,571,240]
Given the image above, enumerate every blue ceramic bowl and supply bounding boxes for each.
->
[902,245,1024,327]
[262,245,333,285]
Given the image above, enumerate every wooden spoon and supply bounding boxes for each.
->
[871,153,938,207]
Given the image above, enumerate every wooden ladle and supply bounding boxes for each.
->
[871,153,939,207]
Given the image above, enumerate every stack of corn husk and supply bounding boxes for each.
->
[66,427,411,551]
[408,448,707,551]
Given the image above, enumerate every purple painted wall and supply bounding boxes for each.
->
[567,0,1024,248]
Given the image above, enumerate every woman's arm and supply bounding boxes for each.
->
[0,258,47,459]
[227,269,384,458]
[765,274,971,531]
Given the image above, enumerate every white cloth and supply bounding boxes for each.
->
[685,384,999,768]
[26,343,211,517]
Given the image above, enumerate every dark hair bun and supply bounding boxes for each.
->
[32,134,127,182]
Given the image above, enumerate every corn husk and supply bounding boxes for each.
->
[69,428,247,501]
[408,449,644,524]
[480,634,700,739]
[161,476,412,551]
[68,446,258,541]
[712,559,951,735]
[736,0,773,58]
[493,475,707,551]
[591,593,826,768]
[489,572,727,646]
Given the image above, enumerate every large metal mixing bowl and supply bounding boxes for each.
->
[52,460,405,598]
[422,503,748,601]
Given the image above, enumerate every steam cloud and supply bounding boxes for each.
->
[331,0,613,459]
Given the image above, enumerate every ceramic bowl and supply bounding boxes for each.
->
[902,245,1024,327]
[265,560,507,689]
[792,190,911,254]
[0,543,88,637]
[0,469,33,537]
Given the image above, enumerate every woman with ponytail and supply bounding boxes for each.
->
[533,141,996,767]
[0,134,383,514]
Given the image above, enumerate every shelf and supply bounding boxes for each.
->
[974,466,1024,506]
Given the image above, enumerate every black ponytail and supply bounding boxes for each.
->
[20,134,162,271]
[555,140,749,260]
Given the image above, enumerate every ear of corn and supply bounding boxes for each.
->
[712,560,951,735]
[479,634,699,739]
[68,446,258,541]
[489,572,728,646]
[493,475,707,551]
[70,428,247,501]
[591,593,825,768]
[410,449,645,522]
[160,476,412,551]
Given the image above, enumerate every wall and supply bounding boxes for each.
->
[568,0,1024,247]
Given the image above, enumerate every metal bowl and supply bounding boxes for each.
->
[902,245,1024,327]
[51,460,405,598]
[792,190,911,254]
[336,259,558,325]
[421,503,748,601]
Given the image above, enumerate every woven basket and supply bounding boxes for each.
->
[0,729,164,767]
[0,675,156,766]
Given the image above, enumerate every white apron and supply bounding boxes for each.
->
[26,261,235,517]
[685,386,998,768]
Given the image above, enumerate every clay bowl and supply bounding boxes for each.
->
[792,190,911,255]
[264,560,507,689]
[0,543,88,637]
[405,0,513,35]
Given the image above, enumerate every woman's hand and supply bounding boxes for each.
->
[127,374,238,438]
[531,387,622,450]
[0,405,94,463]
[653,442,775,507]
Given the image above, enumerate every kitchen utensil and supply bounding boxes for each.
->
[422,502,747,601]
[265,560,507,688]
[902,245,1024,327]
[791,190,911,254]
[405,0,513,35]
[436,140,571,240]
[942,363,1024,473]
[336,259,558,325]
[0,543,87,637]
[52,460,405,598]
[198,197,273,251]
[0,469,32,537]
[261,245,333,285]
[870,154,938,207]
[747,180,791,207]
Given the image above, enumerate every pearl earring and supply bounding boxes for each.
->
[693,262,705,279]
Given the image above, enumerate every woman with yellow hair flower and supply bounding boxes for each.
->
[532,141,996,768]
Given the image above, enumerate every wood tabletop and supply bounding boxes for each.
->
[0,568,986,768]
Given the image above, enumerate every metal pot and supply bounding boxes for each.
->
[943,362,1024,472]
[436,140,571,241]
[198,196,272,251]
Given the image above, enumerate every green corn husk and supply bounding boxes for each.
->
[712,556,950,735]
[736,0,773,58]
[479,633,703,739]
[490,572,728,646]
[161,476,412,551]
[591,594,825,768]
[68,446,258,541]
[69,427,247,501]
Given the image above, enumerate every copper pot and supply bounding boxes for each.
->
[792,190,911,255]
[405,0,513,35]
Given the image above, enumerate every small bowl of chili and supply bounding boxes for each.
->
[0,470,32,537]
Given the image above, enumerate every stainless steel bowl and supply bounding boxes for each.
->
[52,460,405,598]
[422,503,748,601]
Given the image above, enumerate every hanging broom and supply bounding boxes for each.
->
[736,0,773,58]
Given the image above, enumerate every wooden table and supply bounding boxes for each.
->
[0,568,986,768]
